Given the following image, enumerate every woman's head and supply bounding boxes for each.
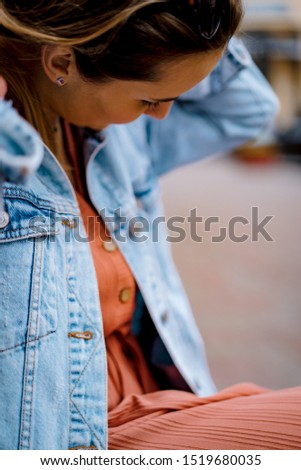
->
[0,0,243,145]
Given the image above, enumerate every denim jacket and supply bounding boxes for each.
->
[0,38,278,449]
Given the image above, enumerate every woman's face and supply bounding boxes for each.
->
[41,48,224,130]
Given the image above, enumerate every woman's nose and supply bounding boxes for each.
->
[145,101,173,120]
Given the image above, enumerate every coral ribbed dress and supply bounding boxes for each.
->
[65,123,301,450]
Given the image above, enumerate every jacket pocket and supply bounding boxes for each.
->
[0,192,60,353]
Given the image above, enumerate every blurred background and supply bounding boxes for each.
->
[161,0,301,391]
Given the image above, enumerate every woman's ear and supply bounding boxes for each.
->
[41,45,74,85]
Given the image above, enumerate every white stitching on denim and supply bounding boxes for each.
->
[0,330,56,354]
[19,237,44,449]
[66,245,106,449]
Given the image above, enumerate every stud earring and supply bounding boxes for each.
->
[56,77,66,87]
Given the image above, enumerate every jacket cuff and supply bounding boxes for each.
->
[180,36,253,101]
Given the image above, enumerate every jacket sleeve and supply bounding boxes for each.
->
[144,37,279,177]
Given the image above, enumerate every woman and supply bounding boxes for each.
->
[0,0,300,450]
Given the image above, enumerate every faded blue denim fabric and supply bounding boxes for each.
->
[0,100,43,183]
[0,38,279,449]
[0,100,44,229]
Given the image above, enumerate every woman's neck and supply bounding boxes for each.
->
[51,118,77,188]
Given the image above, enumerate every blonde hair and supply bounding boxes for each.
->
[0,0,242,155]
[0,1,163,45]
[0,1,164,152]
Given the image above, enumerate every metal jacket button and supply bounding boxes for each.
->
[69,446,98,450]
[68,331,93,340]
[0,210,9,229]
[102,239,117,252]
[62,218,78,228]
[119,287,131,303]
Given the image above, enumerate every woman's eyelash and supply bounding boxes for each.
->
[142,100,161,111]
